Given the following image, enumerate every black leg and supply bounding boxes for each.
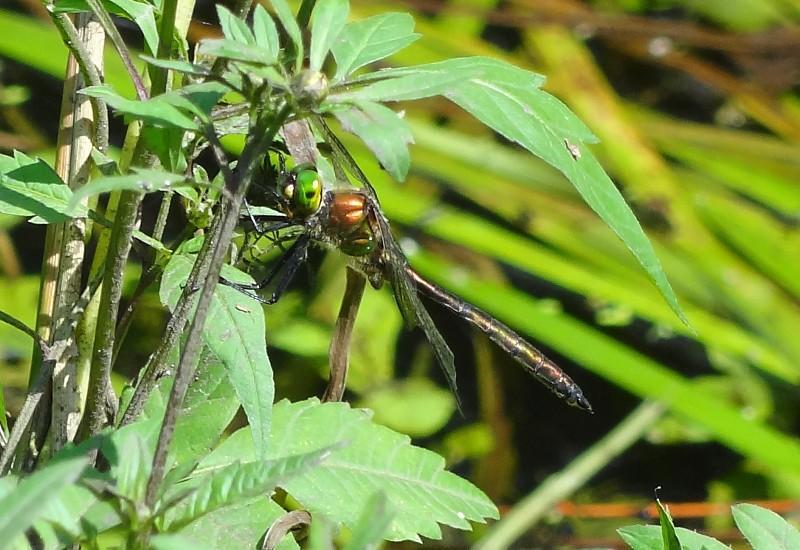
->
[222,234,311,304]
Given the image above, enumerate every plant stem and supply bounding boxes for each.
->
[78,188,143,442]
[48,10,109,153]
[475,401,665,550]
[144,104,291,508]
[322,266,365,402]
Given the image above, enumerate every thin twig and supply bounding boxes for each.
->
[144,104,292,509]
[77,188,144,443]
[0,310,41,345]
[84,0,148,100]
[476,401,666,550]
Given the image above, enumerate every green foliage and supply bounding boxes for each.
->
[1,0,798,547]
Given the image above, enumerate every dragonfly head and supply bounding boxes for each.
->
[278,165,322,218]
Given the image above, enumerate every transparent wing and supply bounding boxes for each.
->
[387,252,461,410]
[314,114,461,409]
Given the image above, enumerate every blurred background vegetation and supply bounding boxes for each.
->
[1,0,799,547]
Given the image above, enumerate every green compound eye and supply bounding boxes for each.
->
[293,168,322,215]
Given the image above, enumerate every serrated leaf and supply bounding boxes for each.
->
[732,503,800,550]
[165,446,334,530]
[330,57,687,325]
[70,169,190,205]
[0,152,85,221]
[160,252,273,461]
[0,453,89,543]
[179,496,299,549]
[253,5,280,61]
[197,38,277,66]
[199,399,498,542]
[309,0,349,73]
[331,13,419,83]
[216,4,254,45]
[270,0,303,71]
[81,85,198,130]
[334,102,413,181]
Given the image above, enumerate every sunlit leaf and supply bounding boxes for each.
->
[334,102,413,181]
[199,399,498,542]
[253,5,280,61]
[331,13,419,83]
[0,151,85,221]
[270,0,303,71]
[160,251,274,460]
[81,85,198,130]
[309,0,349,73]
[216,4,254,44]
[732,503,800,550]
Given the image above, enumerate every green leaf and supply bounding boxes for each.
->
[70,169,190,205]
[253,5,280,61]
[331,13,419,83]
[732,503,800,550]
[178,497,299,550]
[306,515,334,550]
[160,252,273,461]
[0,453,89,543]
[216,4,254,44]
[618,524,732,550]
[357,378,455,438]
[333,102,413,181]
[33,483,119,548]
[197,38,277,66]
[309,0,349,73]
[0,151,86,221]
[81,85,198,130]
[164,446,334,530]
[344,491,394,550]
[656,498,681,550]
[331,57,687,325]
[200,399,498,542]
[151,533,213,550]
[160,82,230,123]
[270,0,303,71]
[142,344,241,469]
[140,56,212,77]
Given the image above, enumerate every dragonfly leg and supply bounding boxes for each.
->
[222,234,310,304]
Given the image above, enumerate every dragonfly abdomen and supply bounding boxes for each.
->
[407,268,592,412]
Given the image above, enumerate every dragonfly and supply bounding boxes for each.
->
[230,119,592,413]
